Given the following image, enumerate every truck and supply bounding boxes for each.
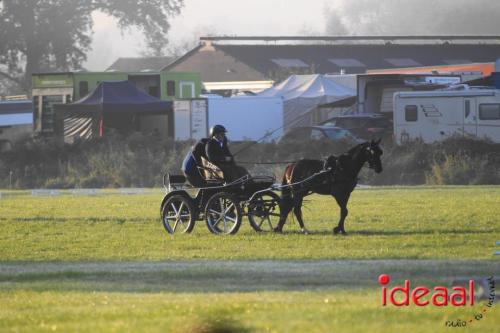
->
[393,87,500,144]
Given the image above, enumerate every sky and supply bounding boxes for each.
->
[84,0,329,70]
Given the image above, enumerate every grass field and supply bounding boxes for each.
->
[1,186,499,332]
[2,289,498,333]
[1,260,499,332]
[1,186,499,260]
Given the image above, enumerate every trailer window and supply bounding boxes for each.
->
[405,105,418,122]
[166,80,176,97]
[479,104,500,120]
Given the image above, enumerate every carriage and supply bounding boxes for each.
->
[160,139,384,236]
[160,158,281,235]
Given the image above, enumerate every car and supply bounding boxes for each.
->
[320,114,393,140]
[280,126,363,143]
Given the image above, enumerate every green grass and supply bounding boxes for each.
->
[1,186,499,332]
[1,289,498,333]
[1,186,499,260]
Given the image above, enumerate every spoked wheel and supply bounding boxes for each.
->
[248,191,281,232]
[161,195,196,234]
[205,192,242,235]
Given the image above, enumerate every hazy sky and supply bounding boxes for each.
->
[84,0,329,70]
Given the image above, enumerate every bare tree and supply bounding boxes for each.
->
[0,0,184,91]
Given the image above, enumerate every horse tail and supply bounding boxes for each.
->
[281,163,295,200]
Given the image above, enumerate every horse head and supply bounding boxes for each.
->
[364,138,383,173]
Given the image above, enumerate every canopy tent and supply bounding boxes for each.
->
[54,81,172,139]
[258,74,356,130]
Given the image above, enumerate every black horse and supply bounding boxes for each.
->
[274,139,383,235]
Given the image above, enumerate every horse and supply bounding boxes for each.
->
[274,139,383,235]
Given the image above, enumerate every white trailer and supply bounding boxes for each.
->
[174,96,283,141]
[393,89,500,144]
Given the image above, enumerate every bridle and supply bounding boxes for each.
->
[365,145,381,170]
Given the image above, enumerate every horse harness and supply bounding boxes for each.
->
[286,155,357,195]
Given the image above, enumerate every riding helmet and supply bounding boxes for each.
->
[209,124,227,137]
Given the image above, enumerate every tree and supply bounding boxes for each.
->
[325,0,500,36]
[0,0,184,92]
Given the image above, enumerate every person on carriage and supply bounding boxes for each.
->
[205,124,249,182]
[181,138,209,187]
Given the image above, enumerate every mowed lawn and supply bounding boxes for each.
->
[1,186,499,332]
[1,186,499,260]
[1,289,498,333]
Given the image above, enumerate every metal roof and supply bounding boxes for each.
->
[107,56,175,72]
[164,36,500,82]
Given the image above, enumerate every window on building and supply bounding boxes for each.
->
[385,58,421,67]
[270,58,309,68]
[328,58,366,67]
[166,80,176,96]
[41,95,63,131]
[405,105,418,122]
[479,104,500,120]
[148,86,159,98]
[79,81,89,97]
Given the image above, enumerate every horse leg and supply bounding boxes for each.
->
[293,196,309,234]
[333,194,350,235]
[274,195,294,233]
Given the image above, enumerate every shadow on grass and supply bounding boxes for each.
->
[175,312,252,333]
[279,229,498,236]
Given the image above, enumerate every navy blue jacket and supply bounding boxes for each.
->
[206,137,233,164]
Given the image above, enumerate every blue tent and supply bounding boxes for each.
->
[55,81,172,114]
[54,81,172,139]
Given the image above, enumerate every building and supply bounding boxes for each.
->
[163,36,500,95]
[31,71,201,134]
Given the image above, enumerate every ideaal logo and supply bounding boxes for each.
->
[378,274,496,328]
[378,274,474,307]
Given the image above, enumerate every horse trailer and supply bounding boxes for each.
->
[393,88,500,144]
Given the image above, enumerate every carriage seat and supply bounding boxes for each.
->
[198,156,225,183]
[165,173,187,191]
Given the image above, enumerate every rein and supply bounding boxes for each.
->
[236,160,299,165]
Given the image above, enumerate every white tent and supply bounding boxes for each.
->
[258,74,356,130]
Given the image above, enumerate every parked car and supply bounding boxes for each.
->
[280,126,362,143]
[320,114,393,140]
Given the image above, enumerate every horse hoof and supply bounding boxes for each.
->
[273,227,283,233]
[300,228,309,235]
[333,227,341,235]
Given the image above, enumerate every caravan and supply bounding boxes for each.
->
[393,88,500,144]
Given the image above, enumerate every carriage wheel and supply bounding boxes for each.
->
[248,191,281,232]
[161,195,196,234]
[205,192,242,235]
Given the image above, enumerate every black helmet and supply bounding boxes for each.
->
[209,124,227,137]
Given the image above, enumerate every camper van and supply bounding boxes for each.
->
[393,88,500,144]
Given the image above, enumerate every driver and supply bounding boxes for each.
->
[205,125,248,182]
